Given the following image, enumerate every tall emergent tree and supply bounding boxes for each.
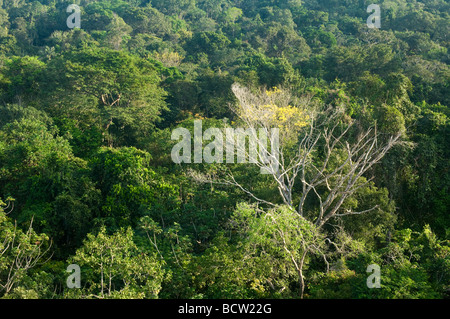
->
[44,48,167,147]
[227,83,402,225]
[197,84,402,297]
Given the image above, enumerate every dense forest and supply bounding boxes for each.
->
[0,0,448,299]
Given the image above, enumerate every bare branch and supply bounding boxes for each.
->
[333,205,380,218]
[198,83,401,230]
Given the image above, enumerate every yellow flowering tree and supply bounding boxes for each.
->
[228,83,401,222]
[233,85,310,146]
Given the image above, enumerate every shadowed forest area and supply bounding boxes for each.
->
[0,0,449,299]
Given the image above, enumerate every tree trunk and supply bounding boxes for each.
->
[100,262,104,298]
[299,266,305,299]
[298,250,308,299]
[103,118,114,147]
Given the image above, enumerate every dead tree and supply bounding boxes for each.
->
[223,83,401,227]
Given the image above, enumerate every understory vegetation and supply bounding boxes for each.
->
[0,0,448,299]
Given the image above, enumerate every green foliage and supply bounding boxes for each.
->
[0,0,448,300]
[90,147,180,231]
[193,204,326,298]
[0,199,51,298]
[46,47,167,146]
[0,56,46,105]
[67,226,165,299]
[309,225,449,299]
[238,53,300,87]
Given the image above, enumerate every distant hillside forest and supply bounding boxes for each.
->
[0,0,448,299]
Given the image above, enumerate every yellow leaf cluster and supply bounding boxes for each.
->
[244,103,309,132]
[235,85,311,144]
[265,86,282,97]
[154,50,184,67]
[263,87,309,128]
